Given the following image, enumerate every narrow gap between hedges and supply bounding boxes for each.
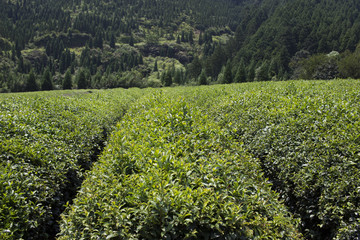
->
[44,132,108,240]
[45,120,124,240]
[229,131,327,239]
[256,155,332,240]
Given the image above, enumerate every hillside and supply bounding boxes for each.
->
[0,0,360,91]
[231,0,360,81]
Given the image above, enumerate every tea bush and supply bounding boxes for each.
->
[58,91,301,239]
[0,89,143,239]
[210,80,360,239]
[3,79,359,239]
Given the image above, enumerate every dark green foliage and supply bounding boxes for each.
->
[46,38,65,59]
[234,61,246,82]
[0,37,12,51]
[129,34,135,46]
[59,49,73,74]
[138,54,143,64]
[246,61,256,82]
[198,31,204,45]
[223,60,232,84]
[255,61,270,81]
[58,90,302,239]
[198,69,207,85]
[0,88,144,239]
[94,31,103,49]
[211,80,360,239]
[220,0,360,80]
[63,70,72,90]
[173,68,182,84]
[181,30,186,42]
[206,45,227,78]
[338,47,360,79]
[16,56,25,73]
[290,52,340,80]
[1,0,360,91]
[41,68,53,91]
[153,59,158,72]
[187,56,202,80]
[161,69,173,86]
[2,0,248,91]
[110,34,116,48]
[25,71,39,92]
[77,70,87,89]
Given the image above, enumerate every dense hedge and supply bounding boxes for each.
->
[3,79,359,239]
[58,91,301,239]
[209,80,360,239]
[0,89,143,239]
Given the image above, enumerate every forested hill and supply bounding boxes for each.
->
[1,0,360,92]
[232,0,360,81]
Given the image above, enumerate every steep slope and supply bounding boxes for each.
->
[229,0,360,80]
[0,0,248,92]
[1,0,360,92]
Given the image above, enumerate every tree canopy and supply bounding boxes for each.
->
[1,0,360,92]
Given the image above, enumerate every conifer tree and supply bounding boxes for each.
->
[255,61,270,81]
[63,69,72,89]
[41,68,53,91]
[162,69,172,86]
[110,34,116,48]
[129,34,134,46]
[176,35,181,44]
[25,70,38,92]
[223,60,233,84]
[199,69,207,85]
[247,62,256,82]
[153,59,158,72]
[189,31,194,44]
[207,45,226,78]
[187,56,202,79]
[181,31,186,42]
[138,55,143,65]
[234,60,246,83]
[199,32,204,45]
[174,68,182,84]
[94,32,103,49]
[77,70,87,89]
[59,52,66,74]
[17,55,25,73]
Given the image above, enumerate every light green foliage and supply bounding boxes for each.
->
[208,80,360,239]
[58,88,301,239]
[0,89,144,239]
[3,79,360,240]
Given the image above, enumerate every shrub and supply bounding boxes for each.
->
[0,88,143,239]
[210,80,360,239]
[58,91,301,239]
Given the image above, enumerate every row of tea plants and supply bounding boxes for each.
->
[0,89,144,239]
[2,79,359,239]
[59,80,360,239]
[208,80,360,239]
[58,90,302,239]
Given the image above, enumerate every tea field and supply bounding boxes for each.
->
[0,88,146,239]
[1,80,360,239]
